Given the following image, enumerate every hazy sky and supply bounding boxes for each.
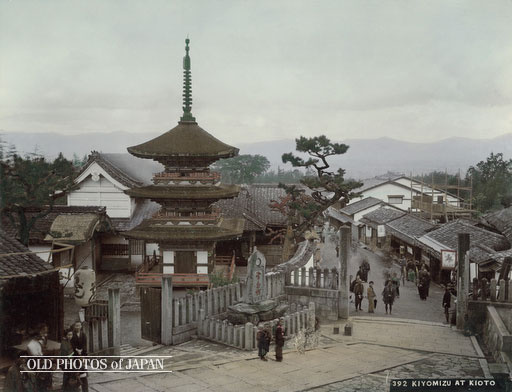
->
[1,1,511,144]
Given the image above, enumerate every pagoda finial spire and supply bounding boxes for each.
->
[180,37,195,122]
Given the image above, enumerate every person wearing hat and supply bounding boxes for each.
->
[367,281,376,313]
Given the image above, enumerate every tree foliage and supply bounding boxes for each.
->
[467,152,512,213]
[212,154,270,184]
[0,150,78,246]
[272,135,362,258]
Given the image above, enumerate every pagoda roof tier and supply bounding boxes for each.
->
[127,121,239,161]
[123,217,244,242]
[125,184,240,200]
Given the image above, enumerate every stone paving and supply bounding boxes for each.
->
[87,317,484,392]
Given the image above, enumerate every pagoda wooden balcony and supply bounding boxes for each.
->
[152,171,220,185]
[152,208,221,225]
[135,272,209,287]
[135,255,210,287]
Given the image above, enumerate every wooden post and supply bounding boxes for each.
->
[108,288,120,354]
[456,233,470,330]
[338,227,350,319]
[161,276,173,345]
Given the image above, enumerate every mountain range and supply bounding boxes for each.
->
[1,130,511,180]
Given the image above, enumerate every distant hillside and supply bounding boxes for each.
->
[1,130,511,179]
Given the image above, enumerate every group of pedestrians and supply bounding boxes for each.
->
[401,257,432,301]
[5,321,89,392]
[257,319,286,362]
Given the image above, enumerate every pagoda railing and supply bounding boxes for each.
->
[152,171,220,184]
[152,208,220,224]
[136,272,209,287]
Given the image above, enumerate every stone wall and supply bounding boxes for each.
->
[483,306,512,362]
[285,286,339,321]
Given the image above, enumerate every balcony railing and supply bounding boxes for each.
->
[152,208,220,224]
[153,171,220,184]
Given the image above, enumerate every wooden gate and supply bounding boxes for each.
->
[140,287,161,343]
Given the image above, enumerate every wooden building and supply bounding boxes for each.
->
[0,228,63,355]
[123,39,244,287]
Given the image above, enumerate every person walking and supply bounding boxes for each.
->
[367,281,376,313]
[353,277,364,312]
[399,257,406,286]
[382,281,396,314]
[275,319,285,362]
[361,259,370,282]
[406,259,417,283]
[442,286,452,324]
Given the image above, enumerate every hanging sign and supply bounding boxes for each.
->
[441,249,457,270]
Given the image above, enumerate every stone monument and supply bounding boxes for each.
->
[227,248,288,324]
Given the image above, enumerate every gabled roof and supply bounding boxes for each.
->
[360,207,406,226]
[1,206,106,245]
[418,220,510,254]
[341,197,383,216]
[127,122,239,160]
[78,152,162,187]
[0,228,52,277]
[44,212,113,244]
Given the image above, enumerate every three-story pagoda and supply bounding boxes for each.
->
[124,39,244,280]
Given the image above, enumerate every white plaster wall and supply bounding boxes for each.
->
[28,245,52,264]
[146,243,159,255]
[68,163,132,218]
[351,183,422,211]
[162,250,174,274]
[196,251,208,274]
[395,178,461,206]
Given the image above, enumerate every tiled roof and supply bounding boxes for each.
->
[386,214,436,241]
[44,213,104,243]
[214,184,287,232]
[0,228,52,277]
[127,121,239,160]
[341,197,383,216]
[1,206,106,244]
[419,220,510,255]
[326,207,355,225]
[78,152,163,187]
[483,207,512,245]
[360,207,406,227]
[111,200,161,232]
[354,173,404,192]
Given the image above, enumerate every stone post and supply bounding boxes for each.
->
[173,299,179,327]
[179,298,186,325]
[338,227,351,319]
[472,278,479,301]
[206,290,213,315]
[244,322,253,350]
[187,295,193,323]
[308,302,316,329]
[490,279,497,302]
[198,309,205,336]
[107,288,120,354]
[161,276,173,345]
[308,267,314,287]
[456,233,470,330]
[294,269,299,286]
[508,281,512,303]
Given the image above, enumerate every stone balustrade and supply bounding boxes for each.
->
[470,278,512,303]
[287,267,339,290]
